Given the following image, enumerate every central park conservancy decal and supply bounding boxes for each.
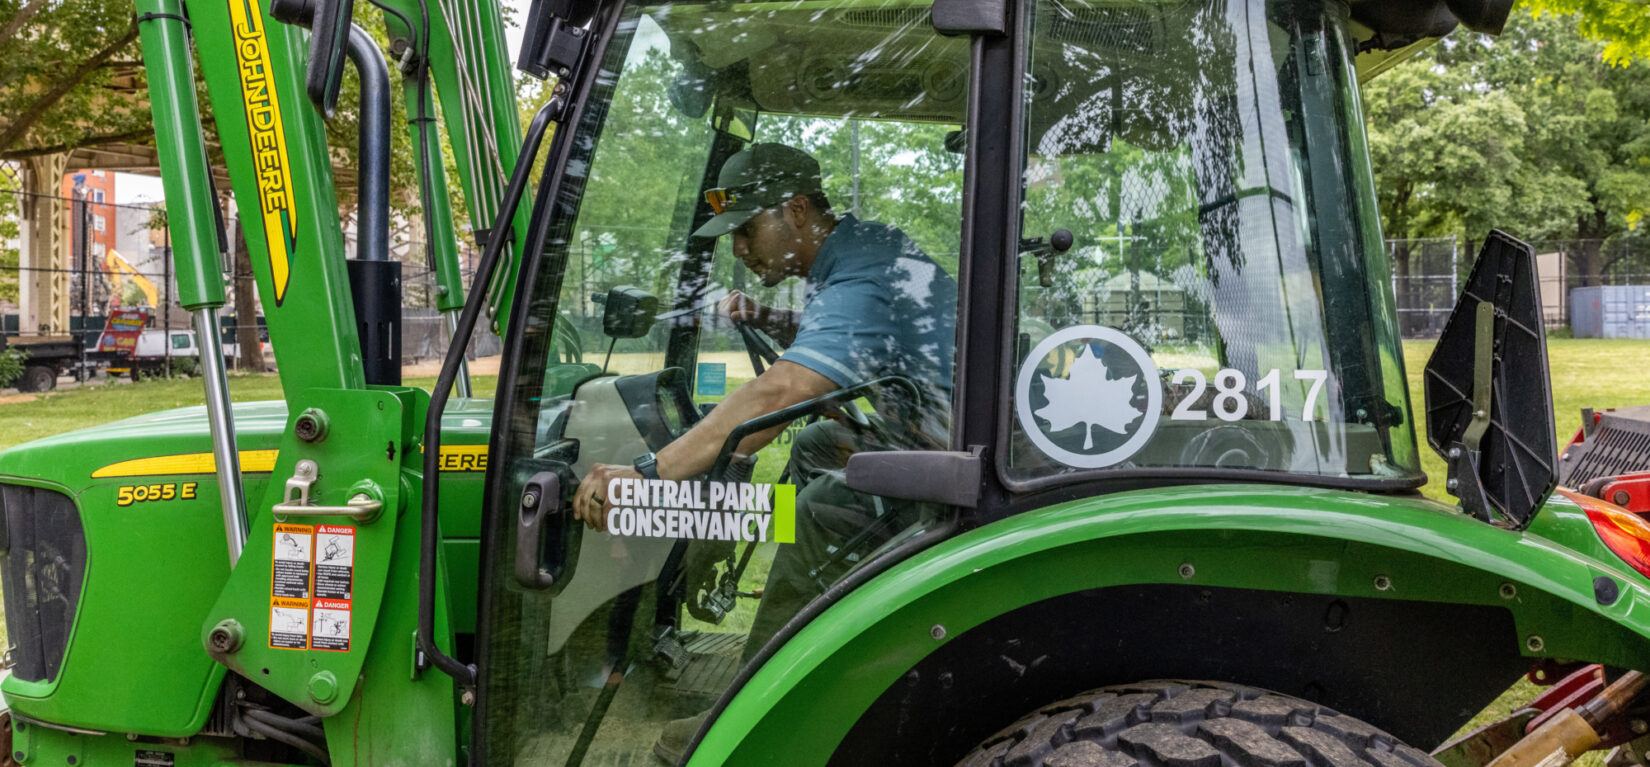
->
[604,478,795,543]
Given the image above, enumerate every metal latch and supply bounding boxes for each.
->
[272,459,383,522]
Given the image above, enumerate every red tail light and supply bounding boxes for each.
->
[1566,488,1650,579]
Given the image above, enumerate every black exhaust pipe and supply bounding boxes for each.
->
[342,24,400,384]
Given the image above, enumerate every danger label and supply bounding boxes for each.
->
[314,525,355,600]
[272,523,313,599]
[269,598,310,649]
[311,599,351,651]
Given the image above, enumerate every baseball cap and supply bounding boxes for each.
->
[691,143,823,238]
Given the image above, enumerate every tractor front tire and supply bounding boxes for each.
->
[17,365,55,393]
[954,680,1443,767]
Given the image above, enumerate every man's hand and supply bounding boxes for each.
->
[718,289,798,345]
[717,289,762,324]
[573,463,641,532]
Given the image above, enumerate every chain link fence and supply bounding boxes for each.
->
[1390,235,1650,339]
[10,177,1649,357]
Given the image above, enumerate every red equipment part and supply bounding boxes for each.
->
[1519,664,1645,751]
[1581,473,1650,513]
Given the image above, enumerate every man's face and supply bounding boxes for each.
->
[730,206,801,287]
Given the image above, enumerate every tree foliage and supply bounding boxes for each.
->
[0,0,145,160]
[561,39,965,333]
[0,346,26,388]
[1522,0,1650,64]
[0,164,19,305]
[1363,12,1650,283]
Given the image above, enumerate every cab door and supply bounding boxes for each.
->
[473,0,975,762]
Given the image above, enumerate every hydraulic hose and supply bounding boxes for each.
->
[417,100,560,686]
[242,708,327,742]
[243,714,332,766]
[344,24,390,262]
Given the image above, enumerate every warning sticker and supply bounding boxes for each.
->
[135,750,175,767]
[272,523,313,599]
[311,599,351,651]
[314,525,355,600]
[270,597,310,649]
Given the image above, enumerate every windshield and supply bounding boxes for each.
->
[1005,0,1422,485]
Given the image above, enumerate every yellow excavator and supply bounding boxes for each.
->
[104,248,160,309]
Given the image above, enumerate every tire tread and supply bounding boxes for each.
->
[951,681,1444,767]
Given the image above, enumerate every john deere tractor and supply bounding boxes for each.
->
[0,0,1646,764]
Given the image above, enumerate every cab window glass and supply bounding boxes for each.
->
[1006,0,1420,484]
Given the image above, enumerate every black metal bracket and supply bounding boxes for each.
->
[932,0,1008,36]
[518,8,590,81]
[473,225,515,252]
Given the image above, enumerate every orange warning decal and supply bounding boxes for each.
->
[269,597,310,649]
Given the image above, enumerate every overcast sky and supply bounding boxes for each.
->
[119,0,533,205]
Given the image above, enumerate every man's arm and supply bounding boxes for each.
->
[572,360,839,530]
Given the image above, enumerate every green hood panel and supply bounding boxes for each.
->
[0,397,495,735]
[0,398,496,485]
[694,484,1650,766]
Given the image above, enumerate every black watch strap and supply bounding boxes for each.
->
[633,452,660,480]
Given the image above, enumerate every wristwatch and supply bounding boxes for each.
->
[633,452,660,480]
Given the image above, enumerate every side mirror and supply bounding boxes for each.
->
[268,0,355,116]
[1423,231,1556,529]
[597,286,658,340]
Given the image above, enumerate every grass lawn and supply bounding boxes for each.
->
[0,373,497,452]
[1405,338,1650,501]
[3,340,1650,749]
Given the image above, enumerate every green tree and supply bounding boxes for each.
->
[1474,12,1650,281]
[1365,13,1650,284]
[1522,0,1650,64]
[1361,53,1536,280]
[1,164,19,306]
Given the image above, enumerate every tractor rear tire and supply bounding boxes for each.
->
[953,680,1444,767]
[17,365,55,393]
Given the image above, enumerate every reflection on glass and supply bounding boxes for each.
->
[480,2,964,764]
[1009,0,1420,483]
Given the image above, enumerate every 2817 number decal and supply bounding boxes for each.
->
[116,482,198,506]
[1170,368,1329,422]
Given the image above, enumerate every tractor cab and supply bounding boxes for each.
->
[477,0,1429,760]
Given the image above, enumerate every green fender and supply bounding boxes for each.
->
[689,484,1650,766]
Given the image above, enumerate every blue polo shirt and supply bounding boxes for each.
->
[780,214,957,449]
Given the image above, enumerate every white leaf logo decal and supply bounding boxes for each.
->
[1035,345,1144,449]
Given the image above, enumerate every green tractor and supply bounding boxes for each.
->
[0,0,1645,764]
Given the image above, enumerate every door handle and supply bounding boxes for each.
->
[515,471,567,590]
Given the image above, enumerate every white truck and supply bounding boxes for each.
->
[109,329,252,379]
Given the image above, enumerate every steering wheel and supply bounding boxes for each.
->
[732,320,872,430]
[707,375,920,482]
[1177,423,1291,470]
